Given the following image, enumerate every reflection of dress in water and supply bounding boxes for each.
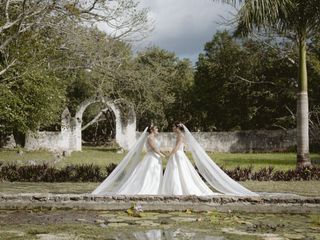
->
[117,138,163,194]
[161,142,217,196]
[132,229,225,240]
[133,230,161,240]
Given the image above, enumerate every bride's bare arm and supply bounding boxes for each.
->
[169,135,183,157]
[147,136,164,157]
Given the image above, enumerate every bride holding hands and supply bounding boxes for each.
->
[162,122,257,196]
[161,122,215,195]
[92,125,165,195]
[92,122,257,196]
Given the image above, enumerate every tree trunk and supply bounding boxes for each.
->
[296,37,311,167]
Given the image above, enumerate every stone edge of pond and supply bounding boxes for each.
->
[0,193,319,213]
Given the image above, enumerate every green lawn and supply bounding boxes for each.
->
[212,152,320,170]
[0,181,319,196]
[0,147,319,170]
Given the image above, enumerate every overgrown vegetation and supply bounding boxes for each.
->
[0,162,319,182]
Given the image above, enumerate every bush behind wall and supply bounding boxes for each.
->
[0,162,319,182]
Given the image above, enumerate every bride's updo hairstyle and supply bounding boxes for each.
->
[174,122,185,132]
[147,125,156,133]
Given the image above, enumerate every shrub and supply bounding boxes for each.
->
[0,163,104,182]
[224,166,320,181]
[0,162,319,182]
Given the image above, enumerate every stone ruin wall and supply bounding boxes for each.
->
[3,99,137,153]
[3,128,297,153]
[2,98,297,154]
[138,129,297,153]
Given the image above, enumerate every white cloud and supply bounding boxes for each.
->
[135,0,235,62]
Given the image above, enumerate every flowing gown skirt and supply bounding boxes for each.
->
[117,152,163,195]
[161,150,217,196]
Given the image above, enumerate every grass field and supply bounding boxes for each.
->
[0,147,320,170]
[1,148,319,197]
[0,181,319,196]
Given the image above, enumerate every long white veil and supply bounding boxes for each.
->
[92,127,148,195]
[183,125,258,196]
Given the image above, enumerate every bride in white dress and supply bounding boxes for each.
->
[92,125,164,195]
[161,122,216,195]
[92,122,257,197]
[162,122,258,196]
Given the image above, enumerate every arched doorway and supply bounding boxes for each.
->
[81,103,117,147]
[71,96,137,151]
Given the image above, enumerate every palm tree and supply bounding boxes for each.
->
[217,0,320,167]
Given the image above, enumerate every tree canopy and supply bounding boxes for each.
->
[1,1,320,149]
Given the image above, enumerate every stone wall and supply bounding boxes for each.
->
[148,129,297,153]
[0,193,319,213]
[7,98,137,153]
[24,131,71,153]
[3,128,297,153]
[23,111,136,153]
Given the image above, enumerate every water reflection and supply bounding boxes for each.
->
[117,229,225,240]
[133,230,162,240]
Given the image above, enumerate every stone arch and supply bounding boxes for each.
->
[24,97,136,153]
[71,96,136,151]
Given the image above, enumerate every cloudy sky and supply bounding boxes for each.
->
[136,0,235,63]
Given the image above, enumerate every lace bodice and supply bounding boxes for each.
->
[146,138,161,153]
[176,142,185,152]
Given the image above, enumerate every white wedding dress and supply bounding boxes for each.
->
[161,142,217,196]
[176,125,258,196]
[92,125,258,197]
[92,129,163,195]
[117,138,163,195]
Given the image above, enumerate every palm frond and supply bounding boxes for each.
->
[233,0,320,37]
[303,0,320,34]
[234,0,291,36]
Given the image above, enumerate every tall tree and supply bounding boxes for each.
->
[127,47,194,130]
[0,0,150,77]
[0,0,150,135]
[216,0,320,166]
[193,31,297,131]
[0,26,67,134]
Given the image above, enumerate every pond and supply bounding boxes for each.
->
[0,209,319,240]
